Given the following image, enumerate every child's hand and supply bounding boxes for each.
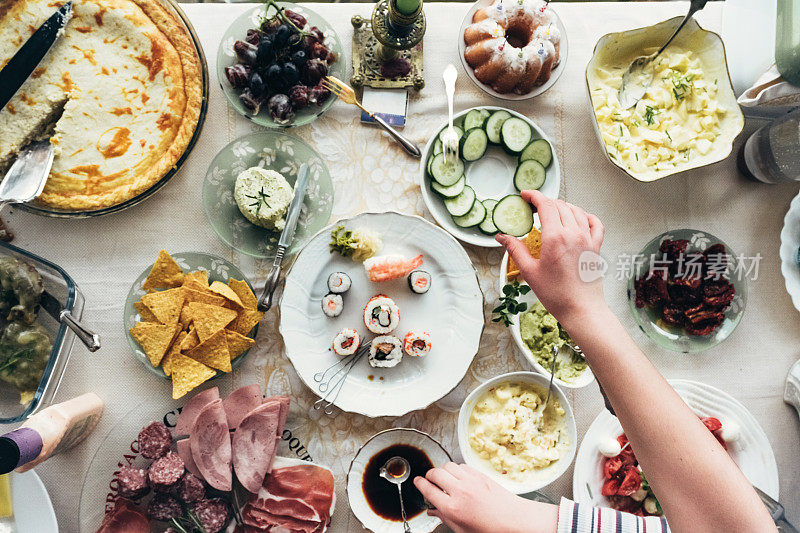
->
[496,190,607,328]
[413,463,557,533]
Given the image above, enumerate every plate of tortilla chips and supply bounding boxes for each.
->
[124,250,265,399]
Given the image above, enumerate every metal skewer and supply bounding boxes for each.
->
[313,341,371,415]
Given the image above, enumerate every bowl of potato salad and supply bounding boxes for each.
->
[586,16,743,182]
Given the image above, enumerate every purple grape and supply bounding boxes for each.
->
[249,72,266,97]
[268,94,295,124]
[274,25,292,50]
[256,37,274,65]
[224,64,252,89]
[290,50,307,69]
[281,62,300,86]
[264,63,285,92]
[288,85,310,108]
[233,40,258,65]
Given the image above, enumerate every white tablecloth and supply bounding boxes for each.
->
[8,2,799,531]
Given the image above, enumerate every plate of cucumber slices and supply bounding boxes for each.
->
[419,106,561,247]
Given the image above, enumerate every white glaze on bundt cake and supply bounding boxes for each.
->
[463,0,562,95]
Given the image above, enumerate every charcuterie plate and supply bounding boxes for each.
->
[279,212,484,417]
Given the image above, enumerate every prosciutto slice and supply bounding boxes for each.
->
[176,387,220,436]
[275,396,290,437]
[96,498,149,533]
[232,401,281,493]
[223,384,264,430]
[189,398,232,491]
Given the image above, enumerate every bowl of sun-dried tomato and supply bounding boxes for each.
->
[627,229,747,353]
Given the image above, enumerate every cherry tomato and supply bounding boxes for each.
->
[701,417,722,432]
[602,477,621,496]
[617,468,642,497]
[603,456,623,479]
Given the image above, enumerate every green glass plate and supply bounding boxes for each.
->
[203,131,334,259]
[217,3,345,129]
[124,252,259,379]
[627,229,747,353]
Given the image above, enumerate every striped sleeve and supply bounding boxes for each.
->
[557,497,671,533]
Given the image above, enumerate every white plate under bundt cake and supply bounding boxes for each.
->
[460,0,567,98]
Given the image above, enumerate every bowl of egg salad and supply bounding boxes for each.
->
[457,372,577,494]
[586,16,744,182]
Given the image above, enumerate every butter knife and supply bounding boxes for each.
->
[0,1,72,111]
[257,163,310,311]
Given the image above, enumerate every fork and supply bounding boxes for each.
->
[441,64,459,164]
[752,486,799,532]
[321,76,421,158]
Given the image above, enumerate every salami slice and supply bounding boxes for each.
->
[173,472,205,503]
[148,450,185,491]
[192,498,231,533]
[176,387,220,436]
[176,438,202,479]
[115,465,150,499]
[222,384,263,430]
[137,422,172,459]
[147,493,182,521]
[232,401,281,493]
[189,398,232,491]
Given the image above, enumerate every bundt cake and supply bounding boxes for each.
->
[463,0,562,95]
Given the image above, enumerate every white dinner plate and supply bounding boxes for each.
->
[572,379,780,509]
[780,190,800,314]
[279,212,484,417]
[9,470,58,531]
[418,107,561,248]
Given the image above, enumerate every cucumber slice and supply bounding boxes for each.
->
[429,153,464,187]
[492,194,534,237]
[452,199,487,228]
[460,128,488,162]
[501,117,533,154]
[426,154,434,176]
[514,159,546,191]
[431,175,466,198]
[464,109,490,131]
[444,186,476,217]
[485,110,511,144]
[520,138,552,168]
[433,138,443,155]
[479,199,499,234]
[439,125,463,143]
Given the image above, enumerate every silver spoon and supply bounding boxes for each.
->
[542,343,559,409]
[561,337,616,415]
[618,0,708,109]
[379,456,412,533]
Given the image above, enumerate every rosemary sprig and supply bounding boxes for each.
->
[492,281,531,327]
[245,187,272,217]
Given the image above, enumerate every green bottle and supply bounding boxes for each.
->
[776,0,800,86]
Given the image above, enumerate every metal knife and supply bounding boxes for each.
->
[753,485,799,533]
[257,163,311,311]
[39,290,101,352]
[0,1,72,111]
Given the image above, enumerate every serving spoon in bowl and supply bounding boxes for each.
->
[617,0,708,109]
[380,456,412,533]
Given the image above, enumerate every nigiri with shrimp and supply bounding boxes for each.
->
[363,254,423,283]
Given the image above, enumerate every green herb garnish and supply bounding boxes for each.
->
[0,348,35,373]
[244,187,271,217]
[492,281,531,327]
[643,105,658,126]
[668,72,694,101]
[329,225,358,257]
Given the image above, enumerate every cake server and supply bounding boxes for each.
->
[0,140,54,209]
[0,1,72,111]
[257,163,310,311]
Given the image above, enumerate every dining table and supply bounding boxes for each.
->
[6,1,800,531]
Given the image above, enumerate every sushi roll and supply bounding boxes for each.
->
[407,270,432,294]
[369,335,403,368]
[332,328,361,356]
[327,272,352,294]
[403,331,432,357]
[321,293,343,317]
[363,294,400,334]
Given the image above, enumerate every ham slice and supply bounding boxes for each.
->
[176,438,202,479]
[176,387,219,436]
[232,401,281,493]
[96,498,149,533]
[275,396,290,437]
[223,384,264,430]
[189,398,232,491]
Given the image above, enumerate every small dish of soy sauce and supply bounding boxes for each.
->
[347,428,452,533]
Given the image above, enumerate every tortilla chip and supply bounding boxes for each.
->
[185,329,232,372]
[208,281,245,308]
[129,322,178,367]
[134,301,159,323]
[183,288,227,308]
[141,288,185,325]
[228,278,258,309]
[225,330,255,360]
[229,308,264,336]
[187,302,237,342]
[142,250,185,290]
[181,327,200,352]
[162,331,187,377]
[506,227,542,281]
[182,270,210,292]
[171,353,216,399]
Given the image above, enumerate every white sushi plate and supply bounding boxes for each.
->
[279,212,484,417]
[419,107,561,248]
[779,190,800,315]
[572,379,780,508]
